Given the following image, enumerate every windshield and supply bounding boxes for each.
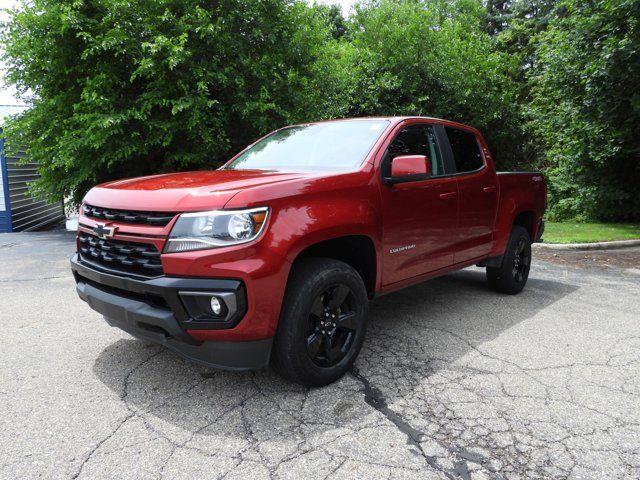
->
[225,120,390,172]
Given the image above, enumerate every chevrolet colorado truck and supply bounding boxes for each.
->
[71,117,546,386]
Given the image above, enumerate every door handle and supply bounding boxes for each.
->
[483,186,497,193]
[439,192,457,200]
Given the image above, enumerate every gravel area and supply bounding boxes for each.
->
[534,244,640,270]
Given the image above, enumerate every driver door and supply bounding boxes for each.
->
[380,123,459,285]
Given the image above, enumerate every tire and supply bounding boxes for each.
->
[486,226,532,295]
[271,257,369,387]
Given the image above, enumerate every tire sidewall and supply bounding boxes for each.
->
[500,227,532,292]
[276,259,369,386]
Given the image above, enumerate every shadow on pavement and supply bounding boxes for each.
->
[92,268,578,443]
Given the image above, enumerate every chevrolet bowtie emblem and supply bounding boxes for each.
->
[93,223,116,240]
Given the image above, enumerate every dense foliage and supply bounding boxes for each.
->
[2,0,639,220]
[528,0,640,220]
[1,0,334,204]
[346,0,522,168]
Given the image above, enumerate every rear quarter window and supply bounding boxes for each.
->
[445,127,484,173]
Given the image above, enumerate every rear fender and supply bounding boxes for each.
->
[491,201,539,258]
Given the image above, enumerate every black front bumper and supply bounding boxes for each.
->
[71,254,272,370]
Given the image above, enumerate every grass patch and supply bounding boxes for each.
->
[543,222,640,244]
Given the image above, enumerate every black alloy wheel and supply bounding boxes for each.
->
[306,284,358,367]
[486,225,532,294]
[512,238,530,283]
[271,258,369,387]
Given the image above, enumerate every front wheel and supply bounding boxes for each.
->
[486,226,532,294]
[271,258,369,387]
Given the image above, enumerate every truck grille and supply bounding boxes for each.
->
[78,232,164,277]
[82,203,175,227]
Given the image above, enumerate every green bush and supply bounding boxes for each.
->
[528,0,640,221]
[1,0,337,205]
[346,0,523,169]
[3,0,637,221]
[1,0,525,205]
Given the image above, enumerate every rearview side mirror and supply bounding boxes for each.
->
[384,155,431,185]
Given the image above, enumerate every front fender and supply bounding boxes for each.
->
[225,170,382,270]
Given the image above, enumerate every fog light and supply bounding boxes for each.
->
[210,296,222,316]
[178,290,239,323]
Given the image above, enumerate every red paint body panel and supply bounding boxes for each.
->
[454,165,499,263]
[379,174,459,283]
[86,170,320,212]
[76,117,546,345]
[490,172,547,257]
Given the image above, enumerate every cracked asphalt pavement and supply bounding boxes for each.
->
[1,231,639,479]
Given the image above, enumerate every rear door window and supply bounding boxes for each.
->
[444,127,484,173]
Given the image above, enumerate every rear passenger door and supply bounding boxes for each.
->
[441,126,498,263]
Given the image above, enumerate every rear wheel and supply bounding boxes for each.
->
[271,258,368,387]
[487,226,531,294]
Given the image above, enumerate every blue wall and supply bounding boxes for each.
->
[0,137,13,233]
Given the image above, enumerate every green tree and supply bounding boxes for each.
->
[485,0,513,34]
[529,0,640,220]
[312,3,349,39]
[1,0,336,205]
[486,0,557,166]
[490,0,557,80]
[346,0,522,168]
[3,0,528,203]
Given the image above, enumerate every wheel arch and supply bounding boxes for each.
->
[490,204,540,258]
[290,235,378,298]
[513,210,536,240]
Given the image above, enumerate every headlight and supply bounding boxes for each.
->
[165,207,269,253]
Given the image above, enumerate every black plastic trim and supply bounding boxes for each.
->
[76,280,198,344]
[535,220,545,243]
[432,163,488,178]
[83,203,177,227]
[434,125,458,175]
[72,254,270,370]
[477,255,504,268]
[71,254,247,330]
[76,281,271,370]
[78,231,164,279]
[76,255,163,281]
[382,173,431,185]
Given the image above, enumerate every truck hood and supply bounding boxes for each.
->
[83,169,321,212]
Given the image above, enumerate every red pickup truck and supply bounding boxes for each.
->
[71,117,546,386]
